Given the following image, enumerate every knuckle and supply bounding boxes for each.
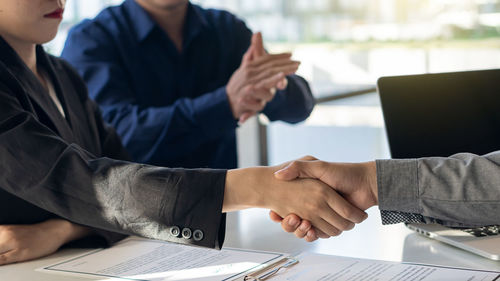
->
[303,200,318,213]
[302,155,317,161]
[313,185,328,198]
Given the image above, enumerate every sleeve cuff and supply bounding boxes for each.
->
[192,86,238,139]
[263,75,315,124]
[376,159,420,213]
[163,169,227,249]
[380,210,425,225]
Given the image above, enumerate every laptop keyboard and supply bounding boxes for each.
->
[461,225,500,237]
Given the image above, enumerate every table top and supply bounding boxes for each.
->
[1,208,499,280]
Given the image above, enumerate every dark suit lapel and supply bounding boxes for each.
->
[0,38,76,142]
[36,46,75,130]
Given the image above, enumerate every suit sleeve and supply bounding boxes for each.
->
[0,86,227,249]
[230,16,316,124]
[61,24,237,165]
[376,151,500,227]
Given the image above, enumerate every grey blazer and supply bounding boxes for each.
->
[0,37,226,249]
[377,151,500,227]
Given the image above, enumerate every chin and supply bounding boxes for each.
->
[158,0,188,9]
[31,28,59,45]
[34,35,57,45]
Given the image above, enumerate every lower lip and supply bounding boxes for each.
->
[44,11,64,19]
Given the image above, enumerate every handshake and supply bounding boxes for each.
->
[225,156,380,242]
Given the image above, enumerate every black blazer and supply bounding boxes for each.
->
[0,37,226,249]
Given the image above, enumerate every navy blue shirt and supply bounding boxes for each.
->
[61,0,315,169]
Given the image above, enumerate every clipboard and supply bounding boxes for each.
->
[232,256,299,281]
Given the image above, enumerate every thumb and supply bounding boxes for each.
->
[274,160,325,181]
[252,32,266,57]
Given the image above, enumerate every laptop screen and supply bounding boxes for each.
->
[377,69,500,159]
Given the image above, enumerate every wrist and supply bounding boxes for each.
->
[224,167,274,212]
[365,161,379,206]
[42,219,92,245]
[225,86,238,119]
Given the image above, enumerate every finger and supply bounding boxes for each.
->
[252,56,300,73]
[293,220,312,239]
[0,250,20,266]
[252,56,299,72]
[280,214,302,233]
[255,72,287,90]
[269,210,284,223]
[303,225,327,241]
[274,160,327,181]
[312,218,342,237]
[250,65,299,87]
[319,205,355,233]
[326,190,368,224]
[314,227,330,239]
[249,53,292,67]
[276,78,288,90]
[304,229,318,242]
[305,229,319,242]
[248,88,275,103]
[252,32,266,57]
[250,60,300,81]
[241,97,265,113]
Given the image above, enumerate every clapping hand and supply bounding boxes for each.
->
[226,32,297,124]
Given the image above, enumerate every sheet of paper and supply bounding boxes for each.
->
[270,252,500,281]
[38,238,285,281]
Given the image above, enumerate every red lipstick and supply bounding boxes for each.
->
[44,8,64,19]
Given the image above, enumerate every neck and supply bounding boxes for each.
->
[2,34,37,73]
[135,0,188,52]
[1,34,47,89]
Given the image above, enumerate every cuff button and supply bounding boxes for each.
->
[182,228,192,239]
[193,230,204,241]
[170,226,180,237]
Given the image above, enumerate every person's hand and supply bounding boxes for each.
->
[226,33,300,123]
[270,158,378,241]
[0,219,91,265]
[237,32,291,123]
[224,163,368,239]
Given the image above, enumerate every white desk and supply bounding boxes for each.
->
[1,208,499,280]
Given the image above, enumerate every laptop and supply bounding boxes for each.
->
[377,69,500,260]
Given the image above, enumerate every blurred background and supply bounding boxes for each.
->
[47,0,500,166]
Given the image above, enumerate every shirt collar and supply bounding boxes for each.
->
[125,0,209,43]
[124,0,158,42]
[184,2,210,46]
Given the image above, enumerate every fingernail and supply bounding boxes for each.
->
[288,217,299,227]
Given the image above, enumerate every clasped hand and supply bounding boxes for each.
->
[270,156,379,242]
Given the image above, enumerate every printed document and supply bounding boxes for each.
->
[269,252,500,281]
[39,238,285,280]
[39,238,500,281]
